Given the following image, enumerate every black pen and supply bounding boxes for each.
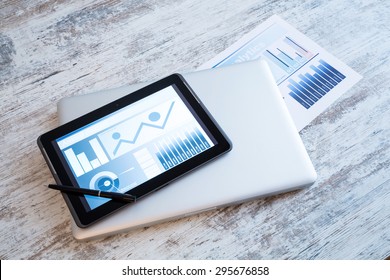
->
[48,184,136,203]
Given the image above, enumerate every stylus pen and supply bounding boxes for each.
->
[48,184,136,203]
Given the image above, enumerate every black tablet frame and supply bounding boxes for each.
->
[37,74,231,227]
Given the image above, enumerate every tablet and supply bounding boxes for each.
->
[38,74,232,227]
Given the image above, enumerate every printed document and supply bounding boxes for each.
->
[199,15,362,131]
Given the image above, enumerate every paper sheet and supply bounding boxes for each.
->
[199,15,362,131]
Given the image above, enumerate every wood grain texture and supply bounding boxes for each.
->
[0,0,389,259]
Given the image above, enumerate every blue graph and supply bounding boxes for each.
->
[287,59,346,109]
[112,101,175,155]
[155,127,211,170]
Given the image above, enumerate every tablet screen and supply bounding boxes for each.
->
[39,74,231,226]
[55,85,216,211]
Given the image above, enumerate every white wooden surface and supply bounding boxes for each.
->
[1,0,389,259]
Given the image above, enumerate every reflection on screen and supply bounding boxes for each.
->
[56,86,215,210]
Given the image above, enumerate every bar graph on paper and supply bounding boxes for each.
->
[260,37,347,110]
[199,15,362,131]
[262,36,316,82]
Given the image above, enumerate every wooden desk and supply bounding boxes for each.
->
[1,0,389,259]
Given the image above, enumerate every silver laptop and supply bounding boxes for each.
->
[58,60,317,240]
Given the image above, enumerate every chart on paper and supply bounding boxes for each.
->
[199,15,362,131]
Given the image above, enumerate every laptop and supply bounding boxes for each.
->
[57,60,317,240]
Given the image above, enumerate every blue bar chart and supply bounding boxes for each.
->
[64,137,110,177]
[287,59,346,109]
[155,127,211,170]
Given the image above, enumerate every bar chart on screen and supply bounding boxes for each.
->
[154,127,212,170]
[63,138,110,177]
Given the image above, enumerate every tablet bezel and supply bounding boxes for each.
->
[38,74,231,227]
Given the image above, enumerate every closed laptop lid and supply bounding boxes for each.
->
[57,60,316,240]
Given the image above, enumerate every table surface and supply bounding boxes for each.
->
[1,0,389,260]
